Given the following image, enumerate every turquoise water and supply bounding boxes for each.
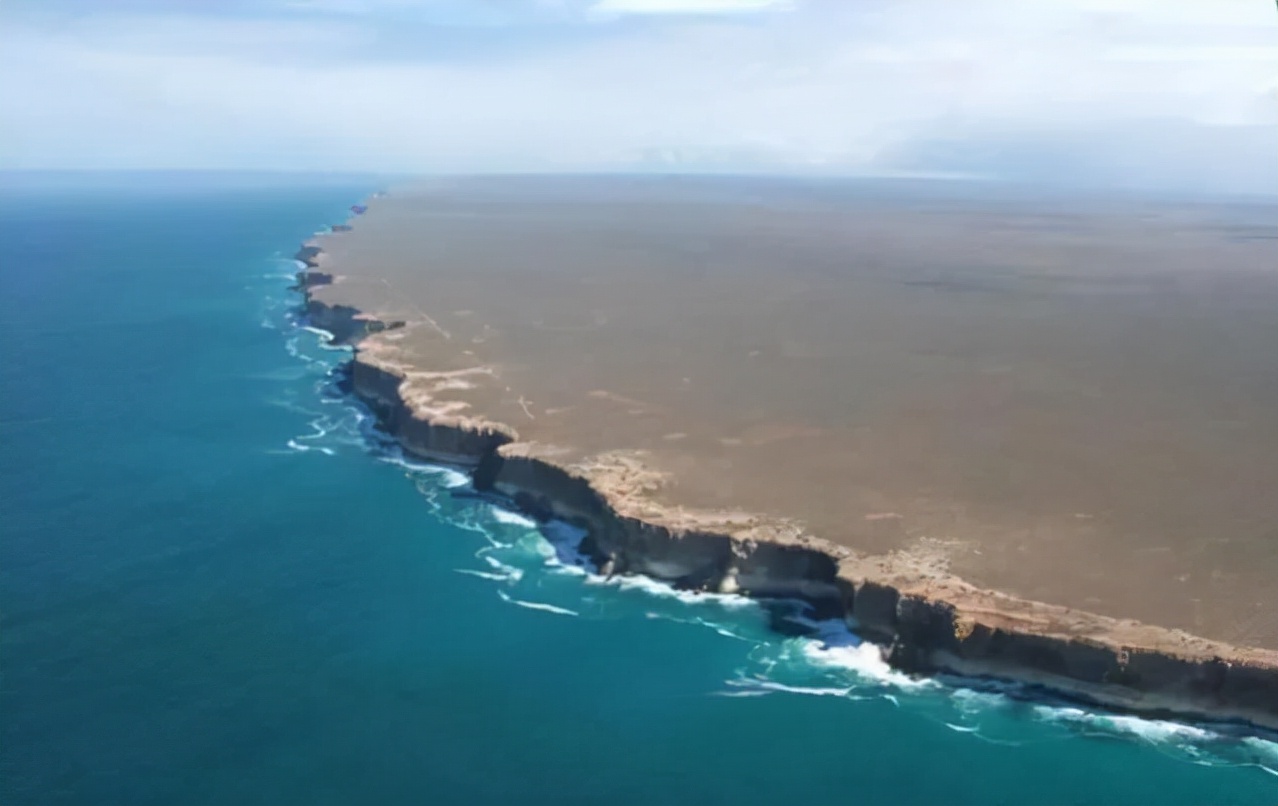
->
[2,174,1276,805]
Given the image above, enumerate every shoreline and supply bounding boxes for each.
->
[292,216,1278,735]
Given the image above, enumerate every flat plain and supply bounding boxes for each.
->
[312,176,1278,649]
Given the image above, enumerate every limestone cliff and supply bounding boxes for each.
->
[295,238,1278,734]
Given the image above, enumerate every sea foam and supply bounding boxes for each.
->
[497,590,579,617]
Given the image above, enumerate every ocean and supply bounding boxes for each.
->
[2,173,1275,805]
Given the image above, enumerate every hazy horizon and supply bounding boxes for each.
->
[4,0,1276,196]
[4,170,1276,208]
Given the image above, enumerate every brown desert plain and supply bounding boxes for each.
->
[300,175,1278,726]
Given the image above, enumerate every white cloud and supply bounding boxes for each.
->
[590,0,792,15]
[1,0,1274,193]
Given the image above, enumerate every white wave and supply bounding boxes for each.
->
[283,336,322,365]
[375,452,471,488]
[454,569,512,582]
[784,616,919,690]
[950,686,1011,715]
[728,678,856,698]
[505,533,558,562]
[285,438,335,456]
[707,623,755,642]
[491,507,537,528]
[1243,736,1278,765]
[470,529,503,549]
[294,416,333,441]
[430,504,497,539]
[548,561,592,578]
[944,680,1224,754]
[300,325,351,352]
[800,636,929,691]
[643,611,759,644]
[497,590,579,617]
[587,573,756,610]
[1032,705,1215,744]
[482,555,524,582]
[440,469,472,488]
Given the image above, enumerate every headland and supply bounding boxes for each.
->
[298,176,1278,730]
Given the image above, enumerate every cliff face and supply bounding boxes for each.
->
[350,356,513,466]
[493,450,848,607]
[296,242,1278,734]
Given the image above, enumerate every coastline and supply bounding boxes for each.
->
[294,211,1278,735]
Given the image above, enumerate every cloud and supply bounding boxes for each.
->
[590,0,793,15]
[1,0,1274,194]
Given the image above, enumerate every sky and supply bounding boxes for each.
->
[2,0,1276,194]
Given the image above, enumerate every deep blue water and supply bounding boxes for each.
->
[2,174,1276,805]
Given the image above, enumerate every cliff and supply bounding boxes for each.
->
[292,240,1278,735]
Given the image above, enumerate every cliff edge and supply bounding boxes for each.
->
[293,188,1278,732]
